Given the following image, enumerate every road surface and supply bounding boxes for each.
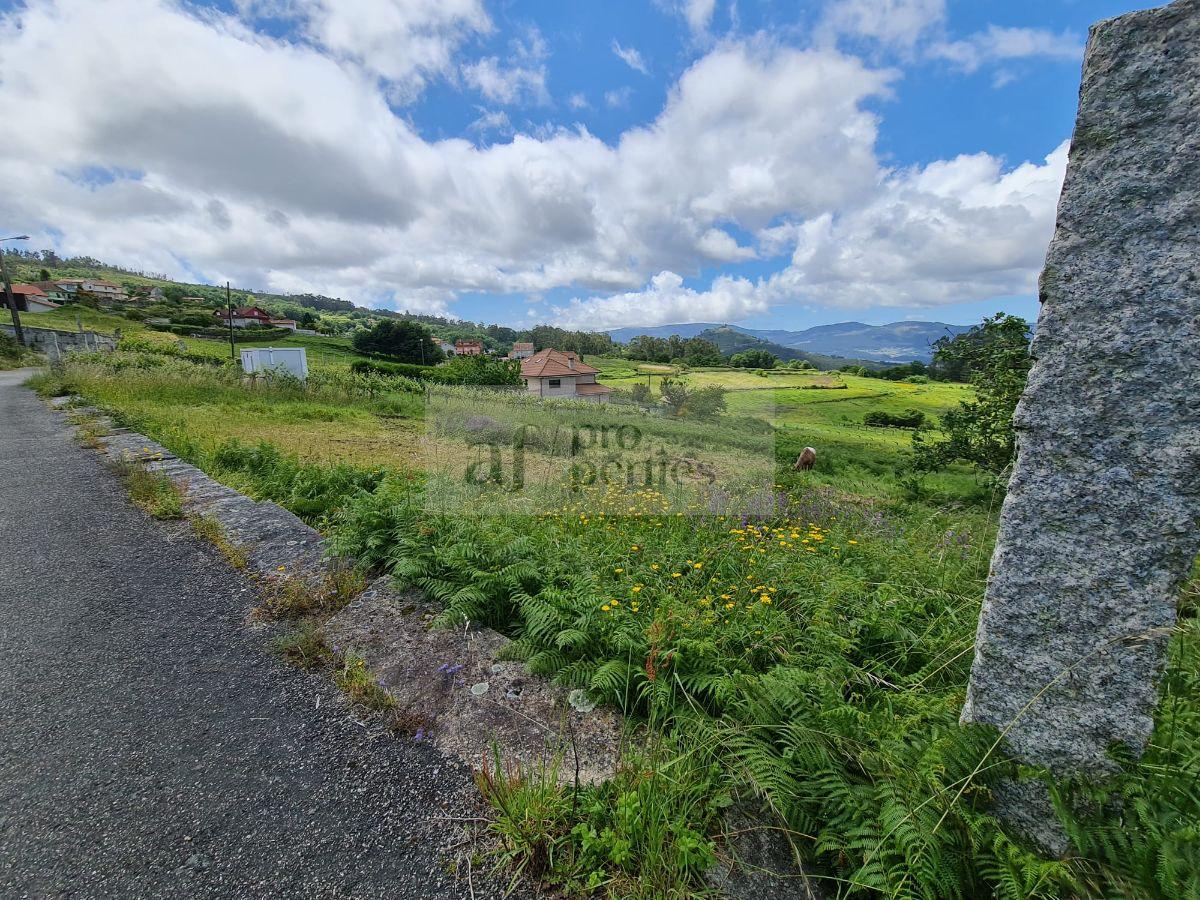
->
[0,369,500,899]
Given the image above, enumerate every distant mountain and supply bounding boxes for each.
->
[606,323,722,342]
[609,320,971,363]
[695,326,888,371]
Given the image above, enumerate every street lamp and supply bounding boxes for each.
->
[1,234,31,347]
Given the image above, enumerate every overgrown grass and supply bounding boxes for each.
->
[189,513,248,569]
[27,343,1200,899]
[478,736,721,898]
[120,464,184,519]
[257,566,367,620]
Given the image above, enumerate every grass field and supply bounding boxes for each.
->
[26,306,365,369]
[24,343,1200,899]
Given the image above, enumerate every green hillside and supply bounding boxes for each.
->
[697,325,888,370]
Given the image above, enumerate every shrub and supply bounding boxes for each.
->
[350,358,436,379]
[863,409,925,429]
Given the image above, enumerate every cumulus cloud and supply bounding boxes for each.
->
[819,0,945,49]
[567,141,1067,326]
[236,0,491,102]
[0,0,1067,326]
[612,40,650,74]
[552,271,765,330]
[929,26,1084,73]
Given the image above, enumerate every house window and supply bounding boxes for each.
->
[548,379,561,388]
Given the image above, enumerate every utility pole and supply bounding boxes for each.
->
[1,235,31,346]
[226,281,236,360]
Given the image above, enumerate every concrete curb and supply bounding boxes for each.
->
[53,398,622,784]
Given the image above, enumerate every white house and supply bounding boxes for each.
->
[8,284,60,313]
[520,348,613,402]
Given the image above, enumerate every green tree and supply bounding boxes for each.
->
[657,378,726,420]
[729,349,777,369]
[352,319,442,363]
[912,313,1032,477]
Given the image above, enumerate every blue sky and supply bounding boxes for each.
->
[0,0,1163,331]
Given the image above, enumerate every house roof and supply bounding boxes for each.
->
[520,348,599,378]
[215,306,271,318]
[511,342,534,351]
[455,339,483,346]
[11,283,47,297]
[575,382,614,395]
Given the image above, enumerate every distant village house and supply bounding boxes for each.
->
[437,340,456,356]
[32,278,127,304]
[6,283,61,313]
[454,339,484,356]
[213,306,298,331]
[507,341,535,359]
[520,348,613,402]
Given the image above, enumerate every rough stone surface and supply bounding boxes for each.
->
[706,799,824,900]
[963,0,1200,779]
[324,578,621,783]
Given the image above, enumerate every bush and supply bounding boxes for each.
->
[351,358,437,379]
[350,355,520,386]
[864,409,925,429]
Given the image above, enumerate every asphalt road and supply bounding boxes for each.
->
[0,369,502,899]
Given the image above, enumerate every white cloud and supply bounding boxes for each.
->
[0,0,1065,327]
[579,141,1067,326]
[568,92,589,110]
[681,0,717,36]
[604,86,633,108]
[236,0,491,102]
[929,26,1084,73]
[468,109,512,136]
[552,270,765,330]
[819,0,945,49]
[462,56,548,105]
[612,40,649,75]
[461,25,550,106]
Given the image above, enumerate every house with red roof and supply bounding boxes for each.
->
[507,341,535,359]
[520,348,613,402]
[6,283,60,313]
[213,306,298,331]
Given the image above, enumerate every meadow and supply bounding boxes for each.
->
[25,345,1200,899]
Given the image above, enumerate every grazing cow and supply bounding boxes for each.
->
[793,447,817,471]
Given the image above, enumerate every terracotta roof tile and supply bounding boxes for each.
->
[520,348,599,378]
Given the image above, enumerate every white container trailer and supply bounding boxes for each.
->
[240,347,309,380]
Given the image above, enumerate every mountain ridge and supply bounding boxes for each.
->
[608,320,971,362]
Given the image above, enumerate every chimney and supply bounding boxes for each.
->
[568,355,575,370]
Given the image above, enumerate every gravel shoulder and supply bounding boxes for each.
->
[0,370,505,899]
